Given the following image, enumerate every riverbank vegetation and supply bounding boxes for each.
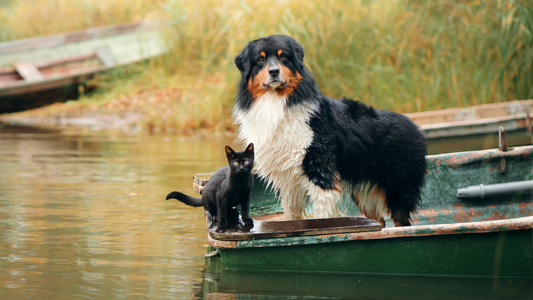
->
[1,0,532,134]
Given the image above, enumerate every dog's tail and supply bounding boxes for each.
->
[166,191,203,207]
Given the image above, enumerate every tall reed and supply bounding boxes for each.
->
[162,0,533,113]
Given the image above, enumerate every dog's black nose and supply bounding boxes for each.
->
[269,66,280,77]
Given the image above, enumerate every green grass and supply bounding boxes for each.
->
[1,0,532,133]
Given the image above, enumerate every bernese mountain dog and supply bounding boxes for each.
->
[232,35,426,227]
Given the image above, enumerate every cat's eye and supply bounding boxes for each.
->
[244,161,249,165]
[233,162,239,166]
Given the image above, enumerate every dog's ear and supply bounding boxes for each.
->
[235,44,251,79]
[291,41,306,74]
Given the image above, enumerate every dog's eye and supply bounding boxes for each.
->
[257,57,264,65]
[280,54,287,62]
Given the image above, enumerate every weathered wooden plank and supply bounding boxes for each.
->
[208,216,381,241]
[14,62,44,82]
[95,47,115,68]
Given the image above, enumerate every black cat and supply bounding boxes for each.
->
[166,143,255,229]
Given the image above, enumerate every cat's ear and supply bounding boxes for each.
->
[225,146,235,160]
[245,143,254,157]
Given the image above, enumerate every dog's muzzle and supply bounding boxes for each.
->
[265,65,283,88]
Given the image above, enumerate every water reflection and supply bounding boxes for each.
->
[199,258,533,299]
[0,125,238,299]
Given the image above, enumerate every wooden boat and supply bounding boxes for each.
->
[193,131,533,278]
[0,20,167,99]
[407,100,533,153]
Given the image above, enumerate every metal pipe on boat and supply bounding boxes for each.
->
[456,180,533,198]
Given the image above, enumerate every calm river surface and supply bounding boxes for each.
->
[1,124,532,299]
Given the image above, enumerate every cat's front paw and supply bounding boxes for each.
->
[243,218,254,227]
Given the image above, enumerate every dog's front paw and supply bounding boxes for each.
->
[243,218,254,227]
[217,221,228,229]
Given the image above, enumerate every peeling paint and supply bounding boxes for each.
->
[413,228,437,235]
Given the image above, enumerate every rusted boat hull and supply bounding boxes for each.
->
[213,220,532,277]
[197,145,533,277]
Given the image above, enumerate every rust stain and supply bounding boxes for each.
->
[453,207,482,223]
[437,146,533,167]
[490,211,505,221]
[418,209,454,224]
[418,209,454,217]
[487,166,498,172]
[518,203,533,215]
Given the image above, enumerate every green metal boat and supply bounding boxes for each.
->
[193,137,533,278]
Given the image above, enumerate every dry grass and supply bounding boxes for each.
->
[1,0,532,134]
[0,0,161,41]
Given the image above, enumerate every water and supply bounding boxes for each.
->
[1,124,532,299]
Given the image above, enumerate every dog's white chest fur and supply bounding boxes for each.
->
[233,91,342,220]
[233,91,316,177]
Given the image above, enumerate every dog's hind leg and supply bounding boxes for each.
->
[385,188,418,227]
[353,182,388,228]
[304,179,343,219]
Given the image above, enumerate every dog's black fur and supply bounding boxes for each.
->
[233,35,426,226]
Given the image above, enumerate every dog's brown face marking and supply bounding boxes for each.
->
[276,67,302,97]
[247,68,270,100]
[260,51,266,58]
[277,49,283,56]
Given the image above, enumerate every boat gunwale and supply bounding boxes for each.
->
[420,113,529,130]
[404,99,533,124]
[0,66,112,97]
[208,216,533,249]
[425,145,533,167]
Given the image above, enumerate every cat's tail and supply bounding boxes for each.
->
[166,191,203,207]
